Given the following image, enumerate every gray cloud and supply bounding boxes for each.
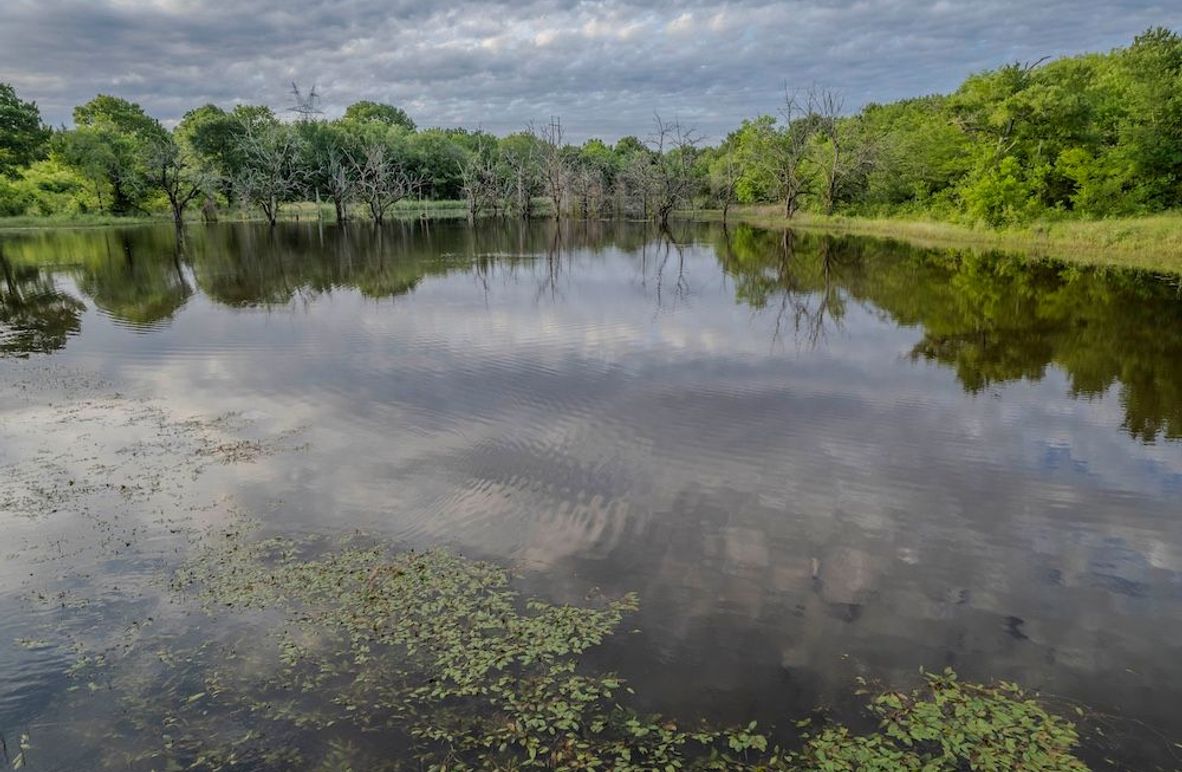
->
[2,0,1180,140]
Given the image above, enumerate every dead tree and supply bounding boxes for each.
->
[234,125,304,226]
[805,87,879,215]
[568,166,608,219]
[532,116,569,219]
[460,153,498,224]
[618,153,653,219]
[775,90,820,218]
[810,88,845,215]
[646,115,700,229]
[709,152,740,224]
[324,149,357,223]
[353,143,420,225]
[498,139,539,219]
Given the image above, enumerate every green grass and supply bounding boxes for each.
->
[711,206,1182,274]
[0,212,171,230]
[0,199,473,231]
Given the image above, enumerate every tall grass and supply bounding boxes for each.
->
[712,206,1182,274]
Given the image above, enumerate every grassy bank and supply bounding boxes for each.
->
[711,206,1182,275]
[0,199,472,231]
[0,212,170,230]
[9,201,1182,276]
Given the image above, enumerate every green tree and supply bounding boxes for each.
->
[0,83,51,177]
[342,100,416,131]
[3,159,98,216]
[857,96,970,213]
[497,132,542,218]
[142,135,217,225]
[296,119,360,221]
[177,104,278,201]
[408,128,467,199]
[58,94,167,214]
[1105,27,1182,211]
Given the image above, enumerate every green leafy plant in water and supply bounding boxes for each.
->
[70,525,1092,770]
[791,670,1088,771]
[166,529,758,769]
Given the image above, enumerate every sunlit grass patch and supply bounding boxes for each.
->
[712,206,1182,275]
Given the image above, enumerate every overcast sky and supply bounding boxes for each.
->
[2,0,1180,141]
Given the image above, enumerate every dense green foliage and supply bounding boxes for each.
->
[2,29,1177,227]
[0,83,50,177]
[707,27,1182,225]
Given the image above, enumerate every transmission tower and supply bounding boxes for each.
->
[288,82,324,122]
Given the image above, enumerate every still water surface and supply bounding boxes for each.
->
[1,220,1181,768]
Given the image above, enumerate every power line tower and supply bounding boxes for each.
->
[288,82,324,122]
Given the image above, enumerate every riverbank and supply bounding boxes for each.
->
[0,200,471,231]
[708,206,1182,275]
[8,203,1182,276]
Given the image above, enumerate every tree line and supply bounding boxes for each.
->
[1,27,1179,227]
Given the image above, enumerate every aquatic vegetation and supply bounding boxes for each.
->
[63,524,1090,770]
[161,527,753,769]
[793,671,1088,771]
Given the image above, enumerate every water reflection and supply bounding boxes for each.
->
[3,221,1181,441]
[0,248,85,356]
[3,219,1182,767]
[711,225,1182,442]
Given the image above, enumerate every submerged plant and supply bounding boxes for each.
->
[59,524,1092,770]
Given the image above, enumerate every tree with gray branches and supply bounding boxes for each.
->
[646,115,700,229]
[233,124,303,226]
[532,116,569,219]
[353,142,421,225]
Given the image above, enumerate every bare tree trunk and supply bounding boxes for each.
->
[532,116,567,220]
[824,141,840,215]
[785,189,800,219]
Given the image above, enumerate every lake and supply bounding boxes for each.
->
[1,219,1181,769]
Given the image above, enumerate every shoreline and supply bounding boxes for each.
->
[7,204,1182,276]
[699,206,1182,275]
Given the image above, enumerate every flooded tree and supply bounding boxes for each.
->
[233,124,304,226]
[497,132,542,219]
[460,152,499,223]
[352,142,420,225]
[143,136,216,226]
[645,115,701,229]
[532,116,569,219]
